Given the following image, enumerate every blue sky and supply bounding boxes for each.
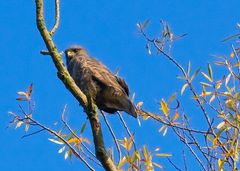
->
[1,0,239,170]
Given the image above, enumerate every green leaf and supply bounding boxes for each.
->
[142,19,150,30]
[190,68,201,82]
[167,92,177,105]
[208,63,213,80]
[80,121,87,134]
[187,61,191,76]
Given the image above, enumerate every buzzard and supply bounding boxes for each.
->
[65,46,137,118]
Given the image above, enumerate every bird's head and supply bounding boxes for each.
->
[65,46,88,64]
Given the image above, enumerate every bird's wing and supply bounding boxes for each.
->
[85,57,127,94]
[115,76,130,96]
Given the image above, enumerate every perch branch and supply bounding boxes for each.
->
[35,0,117,170]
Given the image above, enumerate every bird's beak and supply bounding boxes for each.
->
[66,50,73,56]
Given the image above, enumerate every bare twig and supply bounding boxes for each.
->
[49,0,60,36]
[101,111,122,164]
[21,128,45,139]
[167,157,182,171]
[139,26,236,164]
[60,105,102,167]
[40,50,51,55]
[140,109,209,134]
[182,150,188,171]
[117,112,137,151]
[18,105,95,171]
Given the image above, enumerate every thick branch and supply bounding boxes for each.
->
[35,0,87,107]
[35,0,117,170]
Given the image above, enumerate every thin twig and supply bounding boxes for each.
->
[139,27,236,164]
[60,105,102,167]
[21,128,45,139]
[49,0,60,36]
[40,50,51,55]
[182,150,188,171]
[167,157,182,171]
[117,112,137,151]
[18,105,95,171]
[100,111,122,164]
[140,109,209,134]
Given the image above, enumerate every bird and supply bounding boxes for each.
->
[65,46,137,118]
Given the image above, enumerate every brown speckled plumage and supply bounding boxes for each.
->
[65,46,137,118]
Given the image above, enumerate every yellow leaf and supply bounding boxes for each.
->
[67,137,80,145]
[136,101,144,109]
[201,72,213,82]
[212,138,218,148]
[230,52,235,58]
[127,139,133,151]
[215,81,222,90]
[132,150,141,161]
[234,61,240,67]
[225,99,235,111]
[237,114,240,120]
[160,99,169,117]
[209,94,215,103]
[214,61,224,65]
[152,162,163,169]
[218,159,224,171]
[118,156,127,168]
[216,121,225,129]
[142,113,150,120]
[172,110,179,121]
[156,153,172,157]
[121,137,133,151]
[200,82,212,87]
[201,91,212,97]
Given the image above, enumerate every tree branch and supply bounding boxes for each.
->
[49,0,60,36]
[35,0,117,170]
